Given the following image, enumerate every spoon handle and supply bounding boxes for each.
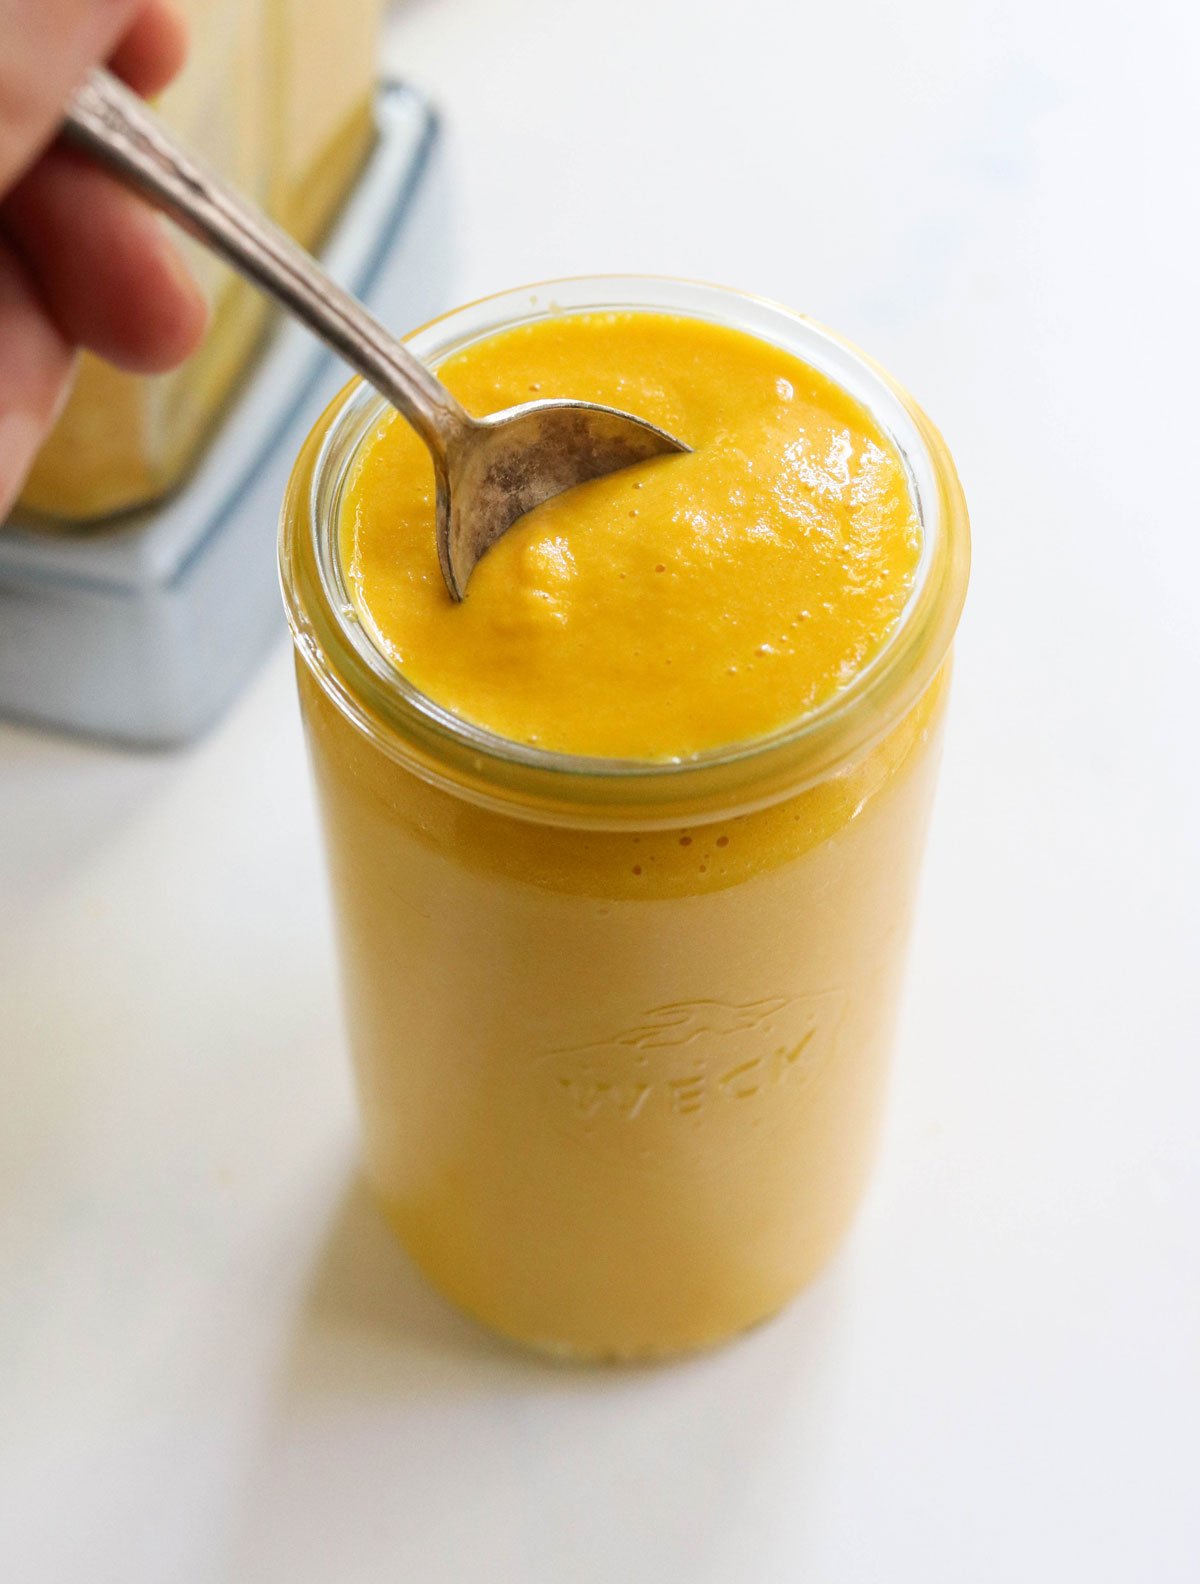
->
[62,69,470,456]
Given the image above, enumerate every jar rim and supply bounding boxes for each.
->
[279,275,970,827]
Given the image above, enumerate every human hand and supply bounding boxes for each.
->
[0,0,207,517]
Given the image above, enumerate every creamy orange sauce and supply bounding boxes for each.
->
[341,311,920,758]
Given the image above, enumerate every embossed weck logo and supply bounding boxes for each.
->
[544,993,846,1123]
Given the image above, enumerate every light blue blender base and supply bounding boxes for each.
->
[0,82,447,748]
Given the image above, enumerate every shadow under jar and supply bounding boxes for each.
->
[279,277,970,1360]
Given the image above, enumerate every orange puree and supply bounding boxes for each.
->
[340,312,921,759]
[283,286,968,1359]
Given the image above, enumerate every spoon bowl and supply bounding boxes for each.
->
[437,398,687,598]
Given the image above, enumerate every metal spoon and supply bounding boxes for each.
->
[62,70,689,599]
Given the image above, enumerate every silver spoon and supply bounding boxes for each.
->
[62,70,689,599]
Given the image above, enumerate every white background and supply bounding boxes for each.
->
[2,1,1198,1578]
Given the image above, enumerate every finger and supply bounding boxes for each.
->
[108,2,188,98]
[1,147,208,372]
[0,237,74,519]
[0,0,143,188]
[0,1,201,371]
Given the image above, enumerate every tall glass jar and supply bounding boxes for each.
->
[280,278,970,1359]
[19,0,275,523]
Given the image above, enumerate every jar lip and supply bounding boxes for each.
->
[280,276,969,824]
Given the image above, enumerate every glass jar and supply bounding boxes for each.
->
[19,0,276,523]
[270,0,383,249]
[280,278,970,1359]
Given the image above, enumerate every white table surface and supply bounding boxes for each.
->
[2,2,1198,1579]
